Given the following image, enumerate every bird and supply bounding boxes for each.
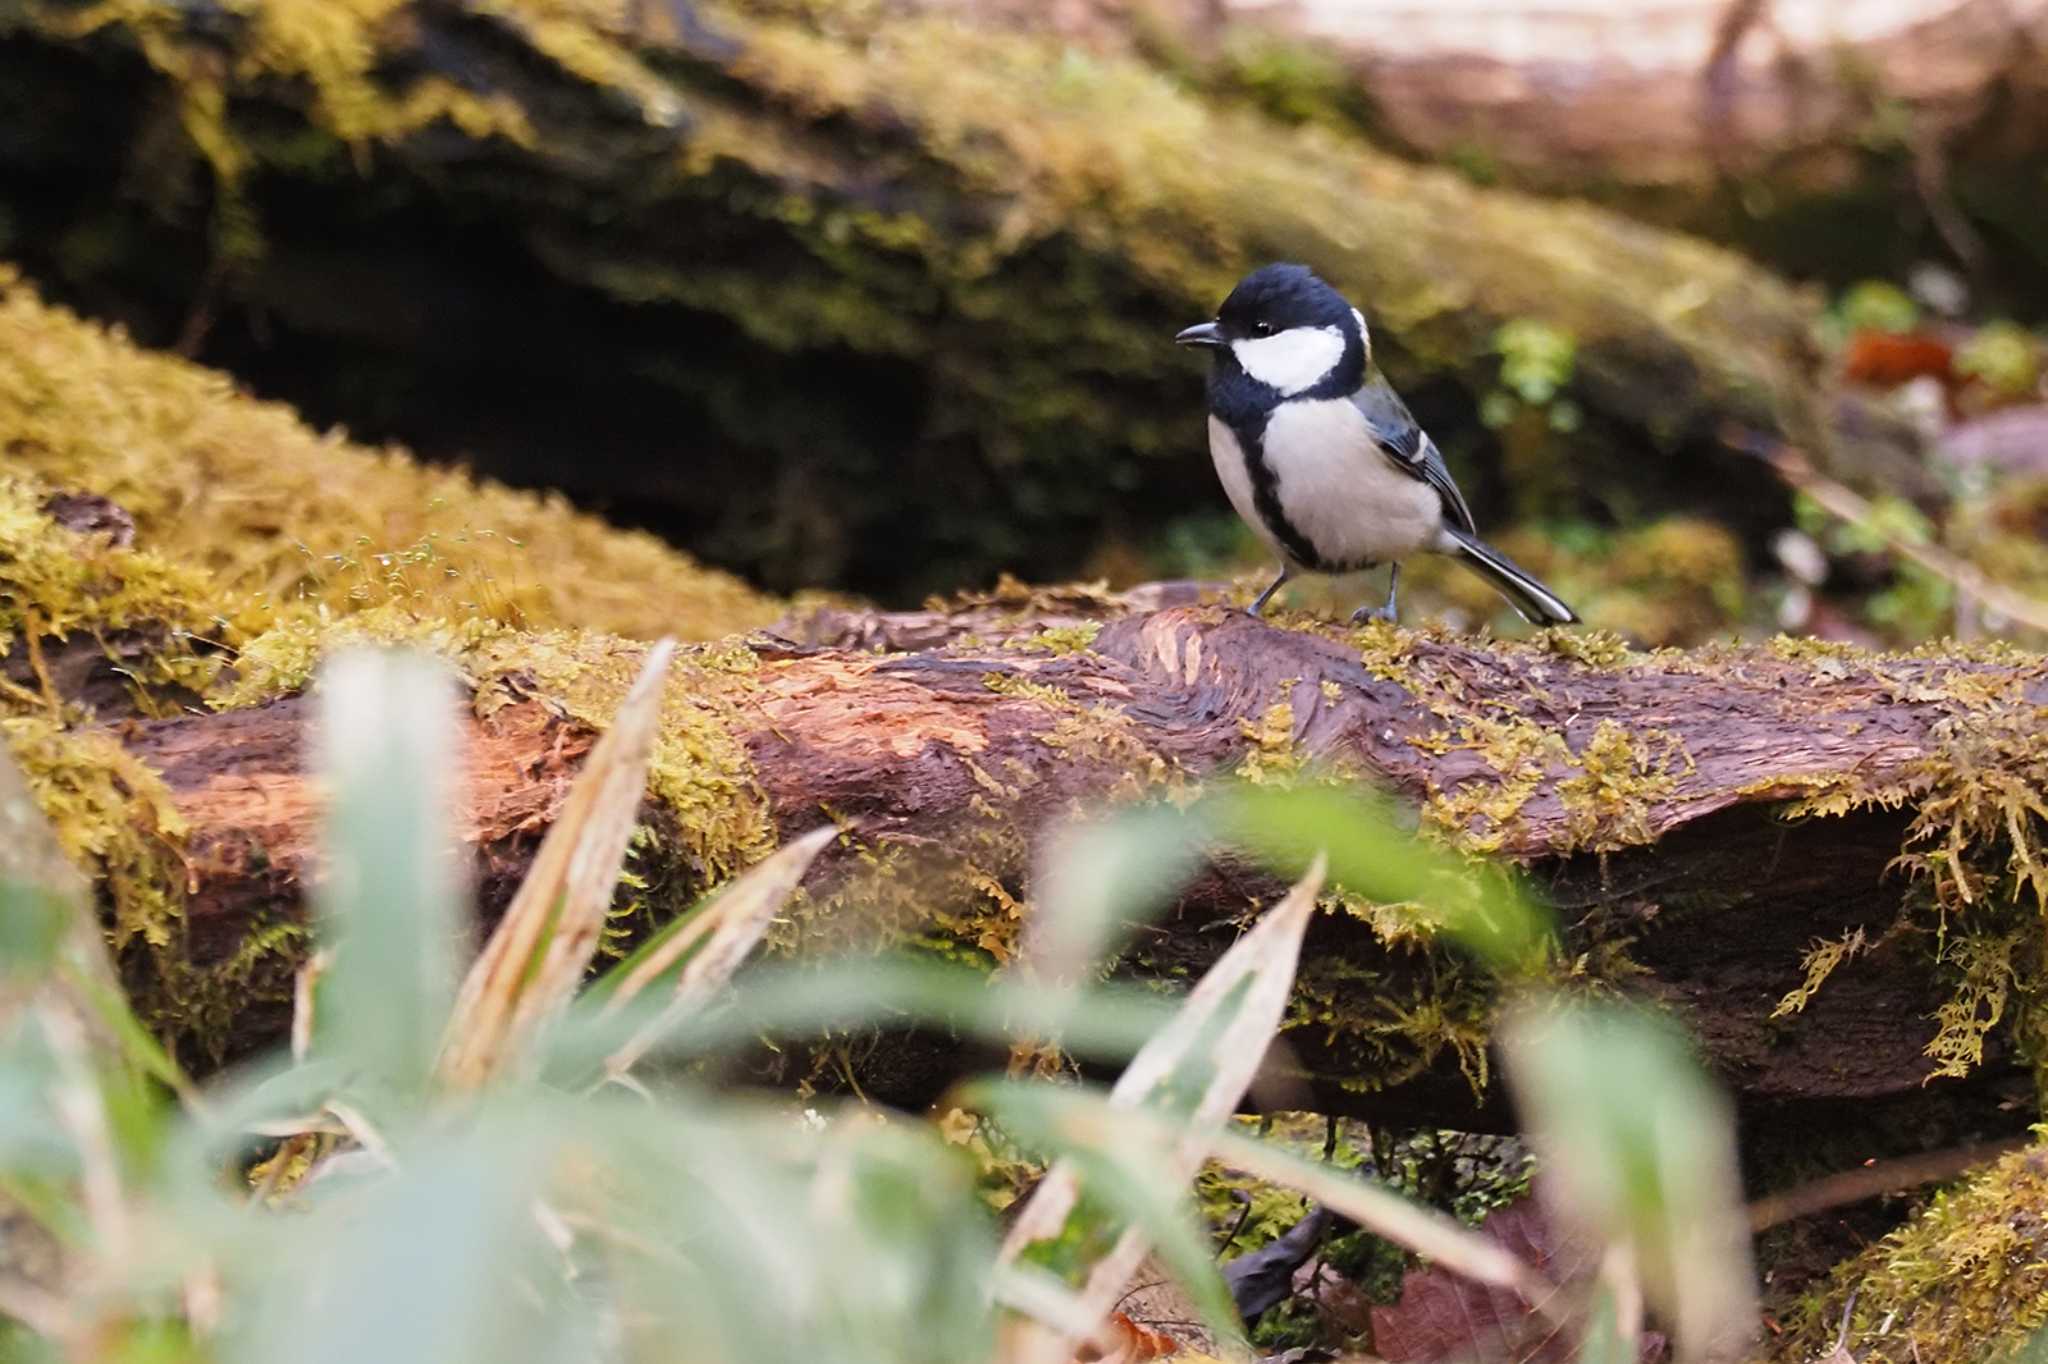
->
[1175,264,1578,627]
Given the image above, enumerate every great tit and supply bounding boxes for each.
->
[1176,264,1578,626]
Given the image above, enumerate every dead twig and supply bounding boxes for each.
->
[1729,430,2048,635]
[1747,1137,2026,1232]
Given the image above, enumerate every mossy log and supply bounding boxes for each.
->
[1085,0,2048,302]
[0,0,1931,601]
[31,577,2048,1129]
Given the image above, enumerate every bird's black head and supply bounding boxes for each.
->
[1176,264,1367,399]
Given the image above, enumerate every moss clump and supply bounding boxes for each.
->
[0,472,223,715]
[7,0,1831,598]
[1237,699,1303,785]
[1,713,187,953]
[1554,720,1693,851]
[1290,952,1494,1099]
[1772,1141,2048,1364]
[1769,690,2048,1085]
[0,266,779,642]
[1888,706,2048,1082]
[1019,623,1102,656]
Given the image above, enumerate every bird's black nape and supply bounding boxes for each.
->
[1216,263,1354,336]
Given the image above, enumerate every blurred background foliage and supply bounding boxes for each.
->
[0,0,2039,647]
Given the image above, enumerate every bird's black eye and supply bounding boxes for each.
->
[1252,321,1275,338]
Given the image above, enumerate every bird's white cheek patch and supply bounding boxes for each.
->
[1232,325,1345,395]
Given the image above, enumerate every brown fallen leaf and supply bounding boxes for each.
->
[1369,1200,1666,1364]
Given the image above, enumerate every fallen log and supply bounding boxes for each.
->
[40,589,2047,1129]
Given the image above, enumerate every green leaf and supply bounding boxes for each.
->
[1501,998,1756,1362]
[307,650,466,1106]
[1204,783,1555,969]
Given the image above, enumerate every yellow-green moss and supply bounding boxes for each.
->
[0,266,779,643]
[982,668,1183,800]
[715,3,1814,425]
[0,472,223,716]
[1020,623,1102,656]
[1289,952,1493,1099]
[1,714,187,952]
[146,918,309,1068]
[1767,693,2048,1084]
[1771,1140,2048,1364]
[224,612,777,888]
[1237,699,1302,785]
[1553,720,1693,851]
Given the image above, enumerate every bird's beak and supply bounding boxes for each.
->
[1175,321,1225,349]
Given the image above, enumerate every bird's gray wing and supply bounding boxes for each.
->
[1348,374,1476,536]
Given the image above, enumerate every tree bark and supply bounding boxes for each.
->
[74,597,2048,1126]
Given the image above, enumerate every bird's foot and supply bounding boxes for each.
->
[1351,563,1401,625]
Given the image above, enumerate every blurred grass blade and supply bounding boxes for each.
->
[0,743,198,1116]
[967,1078,1241,1358]
[553,959,1173,1083]
[437,639,676,1090]
[601,825,837,1079]
[996,855,1327,1347]
[1208,783,1556,970]
[1502,997,1758,1363]
[1203,1126,1562,1319]
[232,1119,576,1364]
[1024,807,1202,986]
[311,650,464,1099]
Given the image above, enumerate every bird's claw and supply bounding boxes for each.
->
[1350,604,1399,625]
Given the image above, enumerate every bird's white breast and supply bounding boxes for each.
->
[1260,398,1443,567]
[1207,416,1282,557]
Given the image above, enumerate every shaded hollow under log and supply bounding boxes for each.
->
[72,598,2048,1130]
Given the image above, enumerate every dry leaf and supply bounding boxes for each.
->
[1000,858,1327,1348]
[602,823,837,1078]
[436,639,676,1089]
[1370,1200,1665,1364]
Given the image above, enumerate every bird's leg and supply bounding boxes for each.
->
[1350,562,1401,624]
[1248,567,1291,617]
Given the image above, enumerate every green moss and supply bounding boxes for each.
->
[1019,623,1102,656]
[1553,720,1693,852]
[1770,1140,2048,1364]
[1,713,187,953]
[1289,953,1493,1099]
[1237,699,1303,786]
[144,918,308,1069]
[225,613,778,891]
[1761,685,2048,1087]
[0,267,779,643]
[0,473,222,715]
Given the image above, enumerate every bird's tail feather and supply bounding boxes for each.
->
[1445,529,1579,625]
